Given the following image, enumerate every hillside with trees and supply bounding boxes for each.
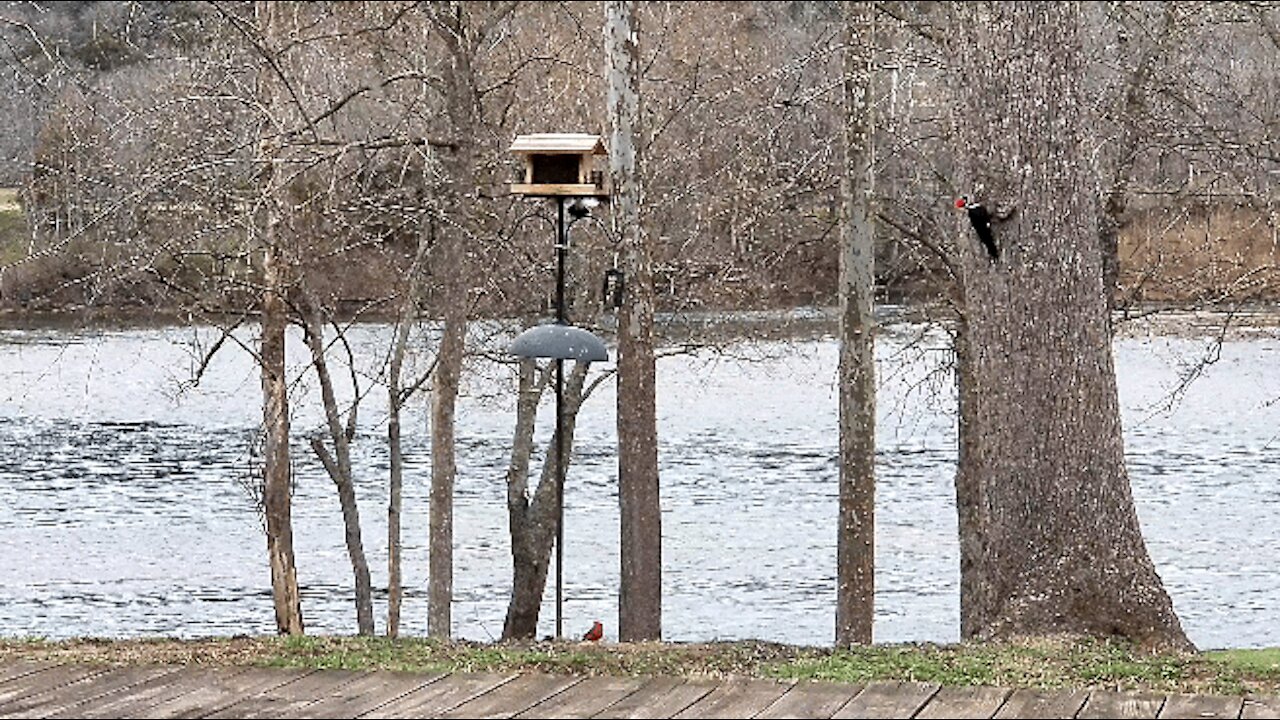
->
[0,1,1275,318]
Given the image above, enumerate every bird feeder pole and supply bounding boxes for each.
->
[554,195,567,640]
[507,133,610,641]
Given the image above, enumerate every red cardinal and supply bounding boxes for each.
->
[582,621,603,642]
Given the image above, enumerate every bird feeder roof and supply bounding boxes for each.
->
[510,133,606,155]
[509,324,609,362]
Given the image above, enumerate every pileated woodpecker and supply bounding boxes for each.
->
[955,196,999,261]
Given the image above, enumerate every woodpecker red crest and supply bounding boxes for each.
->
[955,196,999,261]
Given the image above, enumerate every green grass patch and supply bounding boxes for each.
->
[1206,647,1280,675]
[769,639,1280,696]
[2,636,1278,697]
[0,209,30,265]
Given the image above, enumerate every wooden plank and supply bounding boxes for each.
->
[366,672,518,718]
[756,681,864,719]
[0,663,52,686]
[1078,690,1166,719]
[510,183,604,197]
[0,665,180,718]
[300,670,446,719]
[593,677,716,719]
[915,685,1011,719]
[993,688,1089,719]
[129,666,312,719]
[203,668,364,719]
[440,673,582,719]
[672,678,793,719]
[1158,694,1244,719]
[1243,696,1280,719]
[60,667,249,719]
[832,681,940,719]
[515,676,647,719]
[0,664,112,710]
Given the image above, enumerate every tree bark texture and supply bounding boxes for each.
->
[302,301,374,636]
[951,2,1191,649]
[255,0,302,637]
[502,360,590,640]
[387,327,407,639]
[427,231,465,640]
[835,0,876,649]
[425,1,484,640]
[953,314,990,641]
[606,0,661,643]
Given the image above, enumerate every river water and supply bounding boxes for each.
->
[0,315,1277,648]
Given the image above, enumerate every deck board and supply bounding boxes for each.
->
[593,677,716,719]
[439,673,582,719]
[300,670,445,719]
[1239,691,1280,712]
[0,663,52,686]
[363,672,517,718]
[914,685,1010,719]
[1242,696,1280,719]
[129,666,312,719]
[831,681,939,719]
[1078,689,1166,719]
[515,676,646,719]
[0,660,1270,719]
[1158,693,1244,719]
[0,665,112,710]
[0,665,179,719]
[993,687,1090,719]
[203,669,364,719]
[671,678,793,719]
[47,667,252,719]
[756,681,863,719]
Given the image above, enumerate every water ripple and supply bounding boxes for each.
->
[0,325,1277,648]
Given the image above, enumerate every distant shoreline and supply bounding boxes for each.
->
[2,302,1279,340]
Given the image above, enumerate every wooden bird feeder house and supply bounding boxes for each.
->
[509,133,609,198]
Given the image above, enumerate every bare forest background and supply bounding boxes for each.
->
[0,0,1276,320]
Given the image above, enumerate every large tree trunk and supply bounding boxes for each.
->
[302,299,374,636]
[951,2,1190,649]
[502,360,590,640]
[835,0,876,649]
[606,0,661,643]
[953,314,991,640]
[255,0,302,637]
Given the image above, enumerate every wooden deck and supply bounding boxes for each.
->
[1,660,1276,718]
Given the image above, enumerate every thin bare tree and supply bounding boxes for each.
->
[253,0,303,636]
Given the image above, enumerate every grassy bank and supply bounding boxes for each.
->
[0,188,26,267]
[2,636,1278,697]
